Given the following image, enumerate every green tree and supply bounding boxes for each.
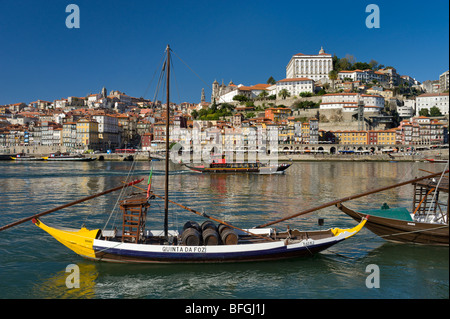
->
[369,59,379,70]
[299,92,312,97]
[337,57,351,71]
[352,62,370,70]
[258,91,269,99]
[232,94,249,104]
[430,106,443,117]
[419,108,430,117]
[267,76,276,85]
[317,88,327,95]
[328,70,338,90]
[278,89,290,99]
[191,109,199,119]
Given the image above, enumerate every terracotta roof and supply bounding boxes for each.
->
[277,77,313,83]
[417,93,449,97]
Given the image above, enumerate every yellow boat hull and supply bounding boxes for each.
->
[33,219,100,259]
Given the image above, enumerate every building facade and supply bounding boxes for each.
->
[275,77,315,96]
[416,93,449,115]
[76,118,99,150]
[286,47,333,82]
[439,70,449,92]
[320,93,384,113]
[92,114,120,150]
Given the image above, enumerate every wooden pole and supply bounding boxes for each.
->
[0,179,144,232]
[256,170,449,229]
[164,44,170,239]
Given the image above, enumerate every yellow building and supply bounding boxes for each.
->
[76,118,99,149]
[334,130,368,145]
[301,122,310,144]
[376,129,396,145]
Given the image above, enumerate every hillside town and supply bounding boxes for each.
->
[1,47,448,156]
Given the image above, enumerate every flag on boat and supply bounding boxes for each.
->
[146,166,153,198]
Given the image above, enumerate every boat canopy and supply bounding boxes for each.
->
[359,206,413,222]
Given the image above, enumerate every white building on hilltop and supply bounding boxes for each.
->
[286,47,333,82]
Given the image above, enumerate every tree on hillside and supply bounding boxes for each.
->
[352,62,371,70]
[258,91,269,99]
[430,106,443,117]
[419,108,430,117]
[267,76,276,85]
[278,89,290,100]
[369,59,379,70]
[328,70,338,90]
[337,57,351,71]
[232,94,249,104]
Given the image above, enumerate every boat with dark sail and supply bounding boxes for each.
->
[0,45,366,264]
[337,168,449,246]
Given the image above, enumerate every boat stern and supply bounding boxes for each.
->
[330,216,368,239]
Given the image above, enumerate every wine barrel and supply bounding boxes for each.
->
[201,220,217,232]
[220,228,238,245]
[202,228,219,245]
[182,220,201,232]
[181,228,201,246]
[218,223,230,234]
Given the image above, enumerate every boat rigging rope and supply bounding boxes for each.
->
[424,160,449,221]
[103,50,170,232]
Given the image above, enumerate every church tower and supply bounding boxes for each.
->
[201,88,205,103]
[211,80,219,103]
[101,86,107,98]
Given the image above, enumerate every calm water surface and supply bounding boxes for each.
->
[0,160,448,299]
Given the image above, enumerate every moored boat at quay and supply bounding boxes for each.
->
[10,153,44,161]
[42,152,96,161]
[0,154,14,160]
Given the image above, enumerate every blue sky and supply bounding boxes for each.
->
[0,0,448,105]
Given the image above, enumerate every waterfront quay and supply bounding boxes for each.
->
[1,145,447,162]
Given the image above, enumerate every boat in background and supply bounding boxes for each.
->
[11,153,44,161]
[337,170,449,246]
[425,158,448,163]
[184,155,291,174]
[42,152,96,161]
[0,154,14,161]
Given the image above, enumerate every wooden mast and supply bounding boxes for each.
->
[164,44,170,239]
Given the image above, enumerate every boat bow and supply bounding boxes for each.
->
[32,218,100,259]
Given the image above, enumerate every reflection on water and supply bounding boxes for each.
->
[0,160,448,299]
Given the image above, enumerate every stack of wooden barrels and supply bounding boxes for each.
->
[181,220,238,246]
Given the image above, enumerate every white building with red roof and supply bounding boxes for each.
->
[416,92,449,115]
[320,93,384,113]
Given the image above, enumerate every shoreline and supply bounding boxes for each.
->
[1,150,448,163]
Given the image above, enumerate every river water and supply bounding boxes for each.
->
[0,160,448,300]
